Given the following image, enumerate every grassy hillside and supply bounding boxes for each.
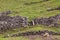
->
[0,0,60,19]
[0,0,60,40]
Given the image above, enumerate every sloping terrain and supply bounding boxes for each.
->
[0,0,60,40]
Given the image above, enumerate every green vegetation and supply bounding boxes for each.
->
[0,0,60,40]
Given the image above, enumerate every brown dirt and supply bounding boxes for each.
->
[25,35,60,40]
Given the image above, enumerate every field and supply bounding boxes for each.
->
[0,0,60,40]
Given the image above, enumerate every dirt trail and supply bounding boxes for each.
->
[25,35,60,40]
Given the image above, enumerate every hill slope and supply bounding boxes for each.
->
[0,0,60,40]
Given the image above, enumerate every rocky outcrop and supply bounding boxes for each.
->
[0,16,28,31]
[29,14,60,27]
[0,11,28,31]
[0,11,60,31]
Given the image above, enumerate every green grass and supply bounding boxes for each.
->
[2,25,60,40]
[3,37,29,40]
[4,25,60,34]
[0,0,60,40]
[0,0,60,19]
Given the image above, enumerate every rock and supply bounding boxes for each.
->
[4,34,10,38]
[55,7,60,10]
[0,15,28,31]
[43,32,50,37]
[47,8,54,11]
[29,14,60,27]
[54,23,59,27]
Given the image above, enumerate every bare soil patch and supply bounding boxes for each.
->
[25,35,60,40]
